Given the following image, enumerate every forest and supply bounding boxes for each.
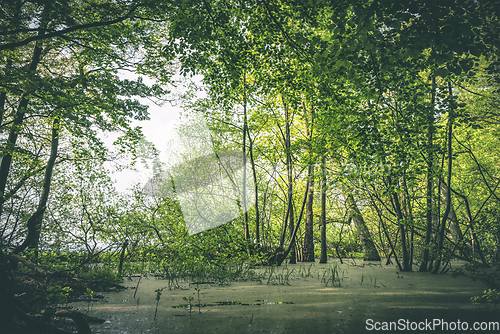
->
[1,0,500,333]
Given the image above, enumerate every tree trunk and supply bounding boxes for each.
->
[420,75,437,272]
[432,84,454,273]
[319,156,328,263]
[345,193,381,261]
[0,2,49,218]
[303,164,315,261]
[277,180,310,266]
[391,185,410,271]
[247,126,260,244]
[439,183,463,242]
[463,196,488,266]
[0,249,16,332]
[302,101,315,262]
[242,72,250,243]
[371,198,403,271]
[118,240,128,276]
[403,177,415,271]
[0,60,8,125]
[283,98,296,263]
[14,117,60,255]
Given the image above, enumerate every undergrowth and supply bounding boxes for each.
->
[453,261,500,306]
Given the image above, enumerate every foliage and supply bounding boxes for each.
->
[471,289,500,305]
[1,4,500,332]
[79,266,122,284]
[321,263,343,287]
[46,285,72,305]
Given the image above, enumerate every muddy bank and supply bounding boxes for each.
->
[68,260,499,333]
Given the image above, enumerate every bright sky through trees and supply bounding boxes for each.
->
[106,101,181,193]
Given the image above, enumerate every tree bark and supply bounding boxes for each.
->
[403,177,415,271]
[345,193,381,261]
[372,199,403,271]
[242,72,250,244]
[0,2,49,219]
[118,240,129,276]
[278,180,310,266]
[302,101,315,262]
[463,196,488,266]
[0,249,16,332]
[247,126,261,244]
[283,98,296,263]
[420,75,437,272]
[303,164,315,261]
[431,89,453,273]
[0,61,8,126]
[319,156,328,263]
[390,184,410,271]
[439,183,463,242]
[13,117,60,255]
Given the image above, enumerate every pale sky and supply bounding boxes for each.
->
[105,70,207,193]
[109,100,182,193]
[105,74,254,234]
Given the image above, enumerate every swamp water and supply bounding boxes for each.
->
[68,260,499,333]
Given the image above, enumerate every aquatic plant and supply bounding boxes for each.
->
[154,288,164,320]
[194,283,201,314]
[471,289,500,305]
[133,276,142,299]
[321,263,343,287]
[266,265,276,285]
[299,263,313,278]
[265,265,294,285]
[182,295,194,315]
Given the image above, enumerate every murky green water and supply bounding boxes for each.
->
[68,261,499,333]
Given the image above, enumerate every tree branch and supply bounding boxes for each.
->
[0,5,139,51]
